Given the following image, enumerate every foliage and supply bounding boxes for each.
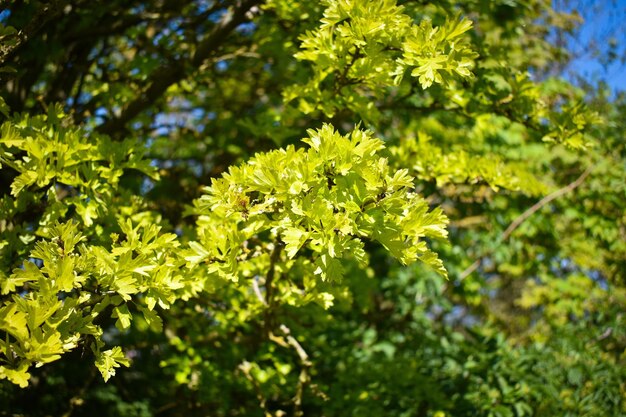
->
[0,0,624,416]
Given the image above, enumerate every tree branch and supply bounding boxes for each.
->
[0,0,69,68]
[267,324,313,417]
[264,240,283,307]
[96,0,261,137]
[237,361,269,415]
[459,164,594,280]
[254,238,319,415]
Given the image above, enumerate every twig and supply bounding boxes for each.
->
[238,361,270,415]
[278,324,311,367]
[261,240,284,336]
[97,0,261,136]
[500,164,593,242]
[268,324,312,417]
[154,402,177,415]
[458,165,594,280]
[264,241,283,307]
[252,276,268,306]
[253,237,322,415]
[596,327,612,341]
[459,258,481,281]
[0,0,68,68]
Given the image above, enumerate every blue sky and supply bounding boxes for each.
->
[555,0,626,95]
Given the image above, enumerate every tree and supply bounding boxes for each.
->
[0,1,624,416]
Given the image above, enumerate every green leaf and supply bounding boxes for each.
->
[138,306,163,332]
[0,363,31,388]
[95,347,130,382]
[113,304,132,331]
[314,253,344,282]
[282,227,309,259]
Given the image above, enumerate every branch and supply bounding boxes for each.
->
[252,276,268,306]
[500,165,593,242]
[0,0,69,68]
[237,361,269,415]
[458,165,594,280]
[278,324,311,366]
[254,238,319,415]
[264,239,283,308]
[268,324,313,417]
[96,0,261,137]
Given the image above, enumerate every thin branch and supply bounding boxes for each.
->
[458,164,594,280]
[268,324,313,417]
[278,324,311,366]
[237,361,270,415]
[500,164,593,242]
[264,240,283,308]
[213,48,261,62]
[252,276,268,306]
[96,0,261,137]
[0,0,69,68]
[458,258,481,281]
[596,327,612,341]
[293,368,310,417]
[154,402,178,415]
[255,237,319,415]
[449,215,487,229]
